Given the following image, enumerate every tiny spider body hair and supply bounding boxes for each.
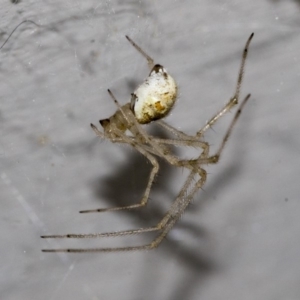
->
[41,33,254,253]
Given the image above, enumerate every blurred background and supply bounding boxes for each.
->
[1,0,300,299]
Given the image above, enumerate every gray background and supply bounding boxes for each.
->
[1,0,300,299]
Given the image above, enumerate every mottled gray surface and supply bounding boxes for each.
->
[1,1,300,299]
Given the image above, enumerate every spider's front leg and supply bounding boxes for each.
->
[196,33,254,139]
[126,35,154,70]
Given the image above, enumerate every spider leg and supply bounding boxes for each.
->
[149,168,206,249]
[151,137,209,157]
[126,35,154,69]
[42,245,153,253]
[194,94,251,165]
[80,128,159,213]
[196,33,254,138]
[156,120,196,139]
[139,131,205,173]
[41,166,205,252]
[90,123,105,138]
[153,96,251,166]
[213,94,251,160]
[41,226,159,239]
[124,134,209,157]
[106,89,133,127]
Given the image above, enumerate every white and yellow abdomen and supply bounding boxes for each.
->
[131,64,177,124]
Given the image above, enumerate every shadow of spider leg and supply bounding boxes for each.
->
[41,94,251,253]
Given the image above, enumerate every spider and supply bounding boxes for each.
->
[41,33,254,253]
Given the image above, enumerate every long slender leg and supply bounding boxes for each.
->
[92,111,210,161]
[181,94,252,166]
[137,125,207,172]
[41,226,159,239]
[80,129,159,213]
[145,94,251,174]
[213,94,251,159]
[150,94,251,166]
[156,120,196,139]
[151,35,254,141]
[150,137,209,155]
[149,168,207,249]
[93,134,208,160]
[196,33,254,138]
[126,35,155,69]
[41,169,198,239]
[41,165,203,252]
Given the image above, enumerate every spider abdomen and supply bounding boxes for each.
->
[131,64,177,124]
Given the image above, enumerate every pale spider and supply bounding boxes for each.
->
[41,33,254,253]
